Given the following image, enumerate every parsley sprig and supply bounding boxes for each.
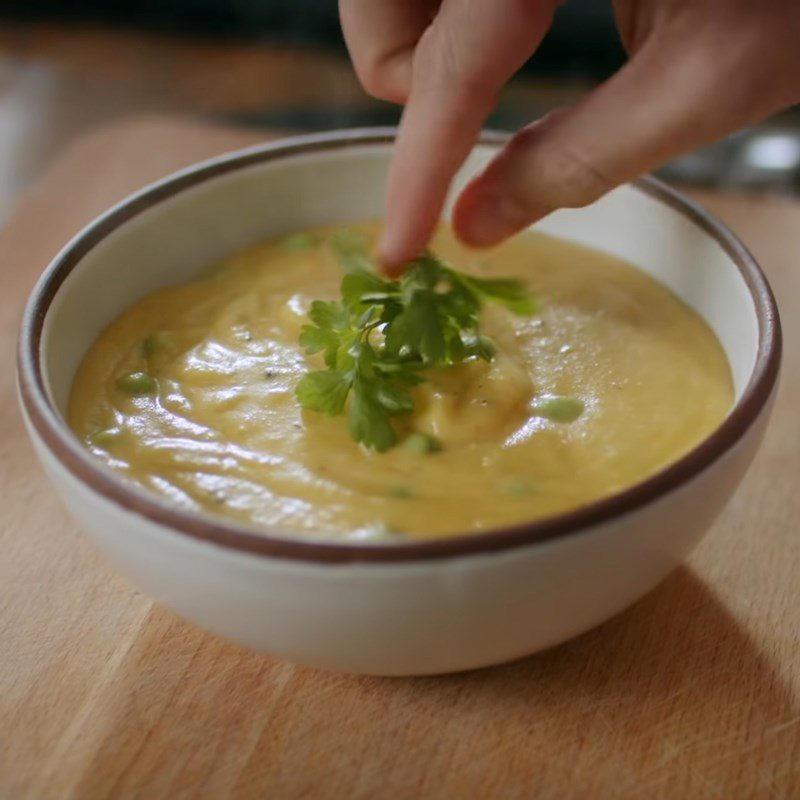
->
[295,231,536,452]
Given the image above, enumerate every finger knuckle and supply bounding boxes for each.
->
[413,27,495,101]
[549,147,614,207]
[356,59,400,102]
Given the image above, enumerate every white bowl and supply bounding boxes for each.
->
[17,129,781,675]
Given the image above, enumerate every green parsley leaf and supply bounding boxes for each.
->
[295,370,352,415]
[299,300,353,367]
[455,274,538,316]
[297,324,337,356]
[341,271,395,311]
[348,355,400,452]
[375,382,415,414]
[294,230,536,451]
[307,299,350,330]
[384,288,447,364]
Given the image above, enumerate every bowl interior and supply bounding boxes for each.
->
[39,137,758,435]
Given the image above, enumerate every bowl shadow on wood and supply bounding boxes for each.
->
[236,564,798,796]
[364,565,796,794]
[168,563,796,797]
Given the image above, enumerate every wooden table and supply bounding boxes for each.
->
[1,118,799,799]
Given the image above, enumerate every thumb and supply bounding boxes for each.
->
[453,25,794,247]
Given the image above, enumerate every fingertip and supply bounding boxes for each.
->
[451,179,489,246]
[452,180,537,248]
[377,232,414,278]
[378,214,437,276]
[378,257,406,279]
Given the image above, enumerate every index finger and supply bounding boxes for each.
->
[379,0,557,273]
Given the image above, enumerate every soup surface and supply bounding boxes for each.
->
[69,222,733,541]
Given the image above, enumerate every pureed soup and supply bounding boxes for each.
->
[69,222,733,541]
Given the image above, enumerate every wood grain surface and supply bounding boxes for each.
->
[1,118,798,799]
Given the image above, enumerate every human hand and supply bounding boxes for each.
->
[340,0,800,274]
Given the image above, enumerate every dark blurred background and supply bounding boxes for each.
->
[0,0,627,75]
[0,0,798,218]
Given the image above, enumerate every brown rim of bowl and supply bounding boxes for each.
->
[17,128,782,564]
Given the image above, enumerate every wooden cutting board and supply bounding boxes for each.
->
[1,117,799,799]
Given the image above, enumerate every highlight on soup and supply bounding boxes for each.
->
[69,222,733,541]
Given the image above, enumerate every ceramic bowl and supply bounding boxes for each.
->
[17,130,781,675]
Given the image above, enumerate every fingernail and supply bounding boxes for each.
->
[457,191,531,247]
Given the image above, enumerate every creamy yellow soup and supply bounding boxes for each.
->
[69,222,733,541]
